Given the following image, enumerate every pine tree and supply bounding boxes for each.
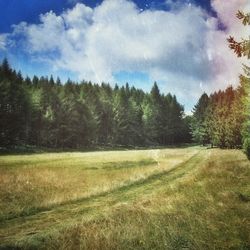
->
[191,93,210,145]
[148,82,164,144]
[113,86,130,145]
[0,59,31,147]
[228,10,250,157]
[0,59,194,150]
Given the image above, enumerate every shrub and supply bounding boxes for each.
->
[243,138,250,160]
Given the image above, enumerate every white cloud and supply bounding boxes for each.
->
[204,0,250,93]
[0,34,7,50]
[2,0,249,111]
[10,1,210,82]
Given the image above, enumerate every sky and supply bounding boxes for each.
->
[0,0,249,112]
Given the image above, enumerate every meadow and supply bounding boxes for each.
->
[0,146,249,249]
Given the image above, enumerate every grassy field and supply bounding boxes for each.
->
[0,146,249,249]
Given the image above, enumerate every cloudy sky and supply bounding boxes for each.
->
[0,0,249,112]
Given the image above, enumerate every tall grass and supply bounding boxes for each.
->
[0,147,249,249]
[47,150,250,250]
[0,147,198,221]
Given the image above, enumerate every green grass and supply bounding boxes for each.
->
[0,147,249,249]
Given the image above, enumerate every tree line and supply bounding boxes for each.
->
[0,59,192,149]
[0,12,249,154]
[191,10,250,159]
[0,57,249,156]
[191,71,249,159]
[191,85,245,148]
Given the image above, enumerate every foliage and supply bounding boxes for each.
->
[191,86,244,148]
[227,11,250,59]
[227,10,250,157]
[243,137,250,159]
[191,93,210,145]
[191,10,250,151]
[0,59,191,149]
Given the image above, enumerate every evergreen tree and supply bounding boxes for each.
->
[113,86,130,145]
[0,59,31,147]
[228,10,250,157]
[191,93,210,145]
[0,59,195,149]
[144,82,164,144]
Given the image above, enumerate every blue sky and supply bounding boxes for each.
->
[0,0,247,113]
[0,0,213,33]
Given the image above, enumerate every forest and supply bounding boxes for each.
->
[0,58,249,155]
[191,81,248,149]
[0,59,192,149]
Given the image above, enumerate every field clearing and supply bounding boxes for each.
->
[0,146,249,249]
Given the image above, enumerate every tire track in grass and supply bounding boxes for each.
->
[0,149,204,246]
[0,159,158,223]
[0,149,199,223]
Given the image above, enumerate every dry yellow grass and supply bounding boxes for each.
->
[0,147,198,221]
[0,147,249,249]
